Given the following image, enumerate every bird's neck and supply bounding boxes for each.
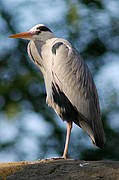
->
[43,32,56,41]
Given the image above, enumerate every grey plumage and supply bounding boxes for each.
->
[9,24,106,158]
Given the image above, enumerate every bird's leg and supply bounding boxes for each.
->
[39,121,72,161]
[62,121,72,159]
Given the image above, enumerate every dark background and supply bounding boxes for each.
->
[0,0,119,161]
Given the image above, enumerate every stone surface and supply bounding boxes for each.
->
[0,159,119,180]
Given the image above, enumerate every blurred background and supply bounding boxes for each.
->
[0,0,119,162]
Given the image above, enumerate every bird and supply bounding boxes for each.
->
[9,24,106,159]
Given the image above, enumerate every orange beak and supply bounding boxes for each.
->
[9,31,33,39]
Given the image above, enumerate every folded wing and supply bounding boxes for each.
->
[51,40,106,148]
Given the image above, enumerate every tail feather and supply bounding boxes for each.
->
[78,113,106,149]
[93,123,106,149]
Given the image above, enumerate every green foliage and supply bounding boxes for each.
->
[81,0,104,9]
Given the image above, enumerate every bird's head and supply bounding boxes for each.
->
[9,24,55,41]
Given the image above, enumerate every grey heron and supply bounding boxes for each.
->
[9,24,106,159]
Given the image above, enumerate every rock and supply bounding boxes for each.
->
[0,159,119,180]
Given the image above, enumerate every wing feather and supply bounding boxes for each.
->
[51,40,106,148]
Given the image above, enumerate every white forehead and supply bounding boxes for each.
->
[29,24,45,31]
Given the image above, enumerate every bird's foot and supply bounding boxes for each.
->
[37,156,73,162]
[61,155,67,159]
[39,157,66,162]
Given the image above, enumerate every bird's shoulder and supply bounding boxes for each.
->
[50,38,86,87]
[51,38,72,53]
